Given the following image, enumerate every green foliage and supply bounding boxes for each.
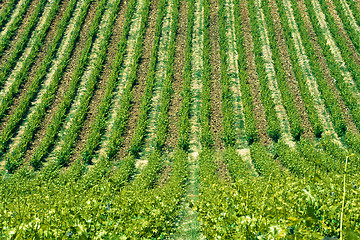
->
[80,0,138,164]
[196,172,360,239]
[0,0,19,35]
[247,0,282,141]
[0,149,188,239]
[129,0,166,157]
[30,0,107,168]
[276,0,339,138]
[218,0,236,147]
[0,0,32,58]
[234,0,258,143]
[0,0,52,121]
[304,0,360,131]
[1,0,83,172]
[297,137,340,173]
[261,0,303,140]
[56,0,123,166]
[177,0,195,151]
[224,146,251,181]
[275,140,314,176]
[250,142,282,177]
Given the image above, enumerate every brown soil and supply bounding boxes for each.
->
[164,0,188,153]
[297,0,359,134]
[208,0,224,150]
[326,0,360,66]
[268,0,314,139]
[23,0,98,163]
[215,156,232,183]
[153,164,172,188]
[117,0,159,159]
[0,0,68,133]
[239,0,272,145]
[69,0,128,163]
[0,0,40,66]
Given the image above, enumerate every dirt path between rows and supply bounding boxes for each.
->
[282,0,338,137]
[6,0,86,157]
[254,0,295,147]
[70,0,128,163]
[208,0,223,150]
[239,1,271,145]
[311,0,360,102]
[0,0,39,67]
[223,0,253,168]
[164,0,187,152]
[175,0,203,238]
[117,0,158,159]
[338,0,360,33]
[0,0,55,99]
[268,0,314,139]
[136,0,175,170]
[22,0,97,163]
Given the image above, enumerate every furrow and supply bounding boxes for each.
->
[0,0,18,32]
[0,0,54,99]
[282,0,337,136]
[135,0,174,170]
[254,0,295,147]
[95,0,146,162]
[0,0,27,38]
[6,0,87,154]
[311,0,360,102]
[176,0,204,237]
[339,0,360,33]
[47,0,118,161]
[223,0,252,163]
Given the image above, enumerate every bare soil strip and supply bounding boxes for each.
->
[224,0,252,164]
[0,0,38,67]
[135,0,175,170]
[175,0,203,237]
[47,0,118,161]
[22,0,97,163]
[208,0,223,150]
[70,0,128,162]
[6,0,87,154]
[326,0,360,66]
[94,0,146,162]
[338,0,360,33]
[0,0,54,99]
[0,0,27,38]
[164,0,187,152]
[239,1,271,145]
[268,0,314,138]
[311,0,360,99]
[254,0,295,147]
[282,0,337,136]
[116,0,158,160]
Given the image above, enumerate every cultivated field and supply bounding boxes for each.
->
[0,0,359,238]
